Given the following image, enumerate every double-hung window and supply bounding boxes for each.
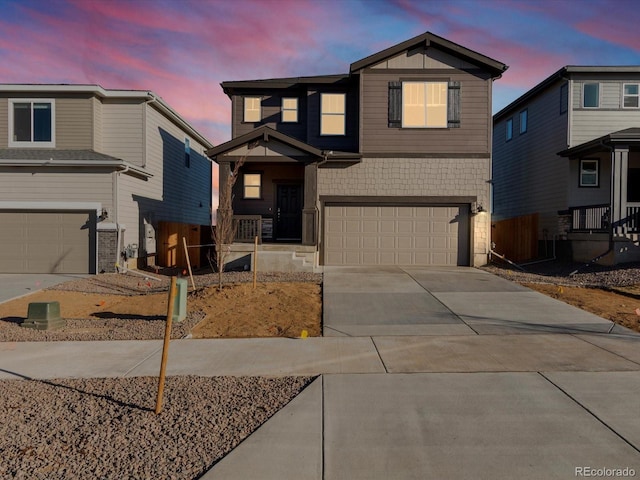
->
[9,99,55,147]
[402,82,448,128]
[243,173,261,199]
[623,84,639,108]
[320,93,345,135]
[282,98,298,122]
[244,97,261,122]
[583,83,599,108]
[580,159,599,187]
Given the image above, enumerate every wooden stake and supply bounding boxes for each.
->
[155,276,177,415]
[253,235,258,289]
[182,236,196,290]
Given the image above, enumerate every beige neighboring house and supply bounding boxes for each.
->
[208,32,507,271]
[0,84,213,274]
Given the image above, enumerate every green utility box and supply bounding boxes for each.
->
[172,278,188,323]
[22,301,66,330]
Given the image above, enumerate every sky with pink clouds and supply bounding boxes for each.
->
[1,0,639,147]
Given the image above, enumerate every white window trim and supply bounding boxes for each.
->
[281,97,298,123]
[622,83,639,109]
[401,81,448,129]
[320,93,346,136]
[582,83,600,109]
[580,159,599,187]
[8,98,56,148]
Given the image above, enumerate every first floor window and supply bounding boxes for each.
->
[402,81,447,128]
[243,173,261,199]
[583,83,599,108]
[580,159,599,187]
[623,84,639,108]
[9,99,55,147]
[244,97,261,122]
[282,97,298,122]
[320,93,345,135]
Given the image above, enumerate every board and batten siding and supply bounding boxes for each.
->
[570,76,640,146]
[101,99,145,166]
[492,80,569,237]
[0,169,114,209]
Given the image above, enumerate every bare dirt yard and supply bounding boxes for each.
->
[483,261,640,333]
[0,270,322,342]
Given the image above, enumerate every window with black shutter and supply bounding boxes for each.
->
[388,81,460,128]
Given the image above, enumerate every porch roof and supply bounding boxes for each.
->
[558,128,640,158]
[205,125,362,164]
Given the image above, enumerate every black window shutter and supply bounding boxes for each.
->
[388,81,402,128]
[448,81,461,128]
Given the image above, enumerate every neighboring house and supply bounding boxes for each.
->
[207,32,507,271]
[0,84,213,274]
[493,67,640,264]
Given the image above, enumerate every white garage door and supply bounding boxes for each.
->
[0,211,94,273]
[324,205,469,266]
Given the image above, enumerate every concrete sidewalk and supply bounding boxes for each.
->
[2,266,640,479]
[0,273,84,304]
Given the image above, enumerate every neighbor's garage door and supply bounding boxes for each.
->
[324,205,469,266]
[0,211,93,273]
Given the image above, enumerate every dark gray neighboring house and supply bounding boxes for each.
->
[493,66,640,265]
[0,85,213,274]
[207,32,507,271]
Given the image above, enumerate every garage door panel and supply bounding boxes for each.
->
[0,211,93,274]
[324,205,469,266]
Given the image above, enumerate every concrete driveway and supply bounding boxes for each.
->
[0,273,83,305]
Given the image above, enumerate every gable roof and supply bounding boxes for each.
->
[0,84,213,149]
[494,66,640,122]
[206,125,361,164]
[350,31,508,77]
[558,128,640,158]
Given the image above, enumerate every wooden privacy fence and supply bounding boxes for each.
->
[157,221,205,269]
[491,213,539,263]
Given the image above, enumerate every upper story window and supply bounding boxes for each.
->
[402,82,447,128]
[281,98,298,123]
[244,97,261,122]
[583,83,599,108]
[9,99,55,147]
[184,138,191,168]
[506,118,513,141]
[320,93,345,135]
[243,173,261,199]
[623,83,639,108]
[519,109,528,134]
[560,83,568,114]
[580,159,599,187]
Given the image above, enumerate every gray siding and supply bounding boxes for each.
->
[56,96,94,149]
[0,168,113,208]
[92,96,103,151]
[492,80,569,236]
[101,99,145,165]
[0,98,7,148]
[567,154,611,207]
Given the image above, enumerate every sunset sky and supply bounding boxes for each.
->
[2,0,639,147]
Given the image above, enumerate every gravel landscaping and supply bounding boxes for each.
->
[1,375,314,479]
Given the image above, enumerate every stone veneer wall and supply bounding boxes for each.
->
[98,229,119,273]
[317,157,491,266]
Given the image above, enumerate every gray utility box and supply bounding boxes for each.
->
[173,278,188,323]
[22,301,66,330]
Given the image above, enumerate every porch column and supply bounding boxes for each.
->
[302,162,318,245]
[217,161,233,223]
[611,146,629,234]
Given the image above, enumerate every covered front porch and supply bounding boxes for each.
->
[559,128,640,264]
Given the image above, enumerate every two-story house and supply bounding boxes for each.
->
[207,32,507,271]
[493,67,640,265]
[0,84,213,274]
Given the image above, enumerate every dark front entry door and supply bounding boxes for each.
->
[276,184,303,241]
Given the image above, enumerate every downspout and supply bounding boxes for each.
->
[114,164,130,272]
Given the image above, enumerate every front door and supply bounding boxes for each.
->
[275,184,303,241]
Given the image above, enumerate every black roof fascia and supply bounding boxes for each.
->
[558,128,640,158]
[221,74,351,97]
[350,31,507,77]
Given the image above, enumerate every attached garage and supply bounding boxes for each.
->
[0,211,95,274]
[323,204,470,266]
